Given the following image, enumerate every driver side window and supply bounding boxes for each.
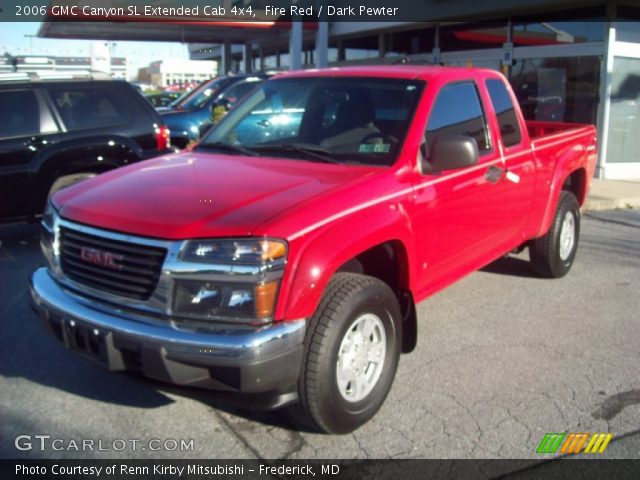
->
[425,82,491,158]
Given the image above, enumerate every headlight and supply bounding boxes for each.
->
[179,238,286,266]
[173,238,287,323]
[173,280,279,321]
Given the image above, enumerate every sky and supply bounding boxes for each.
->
[0,22,189,78]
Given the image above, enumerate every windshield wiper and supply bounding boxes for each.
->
[196,142,259,157]
[249,143,342,164]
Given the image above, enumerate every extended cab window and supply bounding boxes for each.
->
[486,79,522,147]
[425,82,491,154]
[48,86,131,131]
[0,90,40,139]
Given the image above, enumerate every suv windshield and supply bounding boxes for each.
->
[198,77,425,166]
[173,77,228,110]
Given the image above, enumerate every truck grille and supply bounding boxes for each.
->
[60,227,167,300]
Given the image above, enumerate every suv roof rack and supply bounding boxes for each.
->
[0,70,113,83]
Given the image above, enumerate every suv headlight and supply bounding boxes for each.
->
[40,201,61,271]
[42,200,57,231]
[172,238,287,324]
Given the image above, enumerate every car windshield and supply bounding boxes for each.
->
[198,77,425,166]
[173,77,228,110]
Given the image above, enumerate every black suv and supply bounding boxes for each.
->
[0,71,171,222]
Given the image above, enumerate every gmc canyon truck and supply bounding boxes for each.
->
[30,67,597,433]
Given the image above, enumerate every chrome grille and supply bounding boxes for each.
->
[60,227,167,300]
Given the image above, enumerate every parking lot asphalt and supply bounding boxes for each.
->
[1,210,638,463]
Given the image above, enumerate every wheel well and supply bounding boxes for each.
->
[562,169,586,206]
[336,241,417,353]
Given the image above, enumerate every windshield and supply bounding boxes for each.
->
[173,77,228,110]
[198,77,425,166]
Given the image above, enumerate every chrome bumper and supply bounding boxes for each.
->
[30,268,305,397]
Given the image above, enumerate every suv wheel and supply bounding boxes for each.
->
[290,273,402,433]
[529,191,580,278]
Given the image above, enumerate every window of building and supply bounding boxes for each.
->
[0,90,40,139]
[509,56,601,124]
[425,82,491,154]
[606,56,640,164]
[616,20,640,43]
[486,79,522,147]
[48,86,131,131]
[512,21,605,44]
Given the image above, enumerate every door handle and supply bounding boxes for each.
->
[485,165,504,184]
[485,165,521,184]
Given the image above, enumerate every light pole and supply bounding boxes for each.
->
[24,34,37,54]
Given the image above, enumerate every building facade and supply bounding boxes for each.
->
[35,1,640,179]
[0,54,128,79]
[189,11,639,179]
[137,59,217,88]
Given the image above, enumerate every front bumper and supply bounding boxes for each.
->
[30,268,305,402]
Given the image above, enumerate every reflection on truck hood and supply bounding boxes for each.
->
[53,153,378,239]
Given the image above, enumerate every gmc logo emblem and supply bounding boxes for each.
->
[79,247,124,270]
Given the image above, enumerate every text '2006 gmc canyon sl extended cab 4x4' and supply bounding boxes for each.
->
[31,66,597,433]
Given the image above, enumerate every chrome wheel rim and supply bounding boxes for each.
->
[559,211,576,261]
[336,313,386,403]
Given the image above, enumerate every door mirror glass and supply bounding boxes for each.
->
[420,135,479,174]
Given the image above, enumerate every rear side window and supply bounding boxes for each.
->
[486,79,522,147]
[426,82,491,153]
[0,90,40,139]
[48,86,131,131]
[218,80,262,106]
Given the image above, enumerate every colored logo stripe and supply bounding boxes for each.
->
[583,433,613,454]
[537,433,613,454]
[560,433,589,454]
[536,433,565,454]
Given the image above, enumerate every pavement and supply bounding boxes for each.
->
[583,178,640,211]
[1,210,639,464]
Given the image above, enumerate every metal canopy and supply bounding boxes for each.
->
[38,21,297,44]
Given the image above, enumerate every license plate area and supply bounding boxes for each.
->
[61,318,109,366]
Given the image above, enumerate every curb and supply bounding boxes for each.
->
[583,197,640,212]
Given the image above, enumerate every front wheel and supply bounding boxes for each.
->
[290,273,402,434]
[529,191,580,278]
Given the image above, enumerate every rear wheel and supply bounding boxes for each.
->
[529,191,580,278]
[290,273,402,434]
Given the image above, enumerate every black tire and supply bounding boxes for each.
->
[290,273,402,434]
[529,191,580,278]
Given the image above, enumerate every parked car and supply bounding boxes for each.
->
[31,66,597,433]
[144,91,182,108]
[159,74,271,148]
[0,71,171,223]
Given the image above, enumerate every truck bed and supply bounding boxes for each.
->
[526,120,594,141]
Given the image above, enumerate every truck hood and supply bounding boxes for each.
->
[53,152,378,239]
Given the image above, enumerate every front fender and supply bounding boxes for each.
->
[275,200,415,321]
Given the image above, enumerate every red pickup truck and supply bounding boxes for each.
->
[31,66,597,434]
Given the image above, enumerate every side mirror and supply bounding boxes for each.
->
[419,135,479,174]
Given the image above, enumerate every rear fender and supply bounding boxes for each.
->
[536,146,589,238]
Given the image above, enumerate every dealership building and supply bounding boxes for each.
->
[39,0,640,179]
